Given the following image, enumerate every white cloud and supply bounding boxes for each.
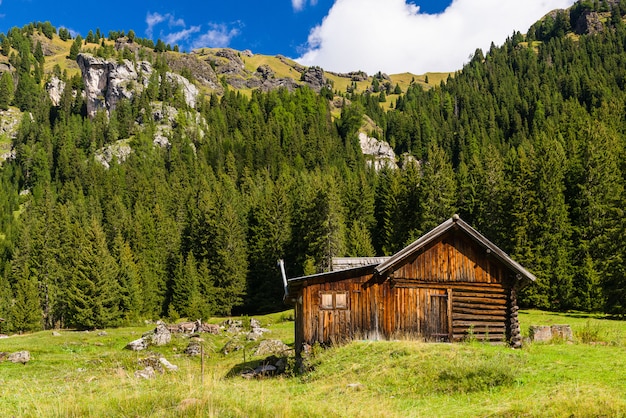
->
[293,0,318,12]
[191,23,241,49]
[146,12,167,38]
[297,0,576,75]
[164,25,201,45]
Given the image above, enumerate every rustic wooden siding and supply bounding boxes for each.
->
[393,231,505,284]
[294,229,518,349]
[299,273,383,345]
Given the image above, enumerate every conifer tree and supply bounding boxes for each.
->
[69,35,82,60]
[66,218,120,329]
[0,71,14,110]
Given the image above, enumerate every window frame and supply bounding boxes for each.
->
[319,291,349,310]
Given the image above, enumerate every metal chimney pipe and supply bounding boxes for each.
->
[278,259,288,300]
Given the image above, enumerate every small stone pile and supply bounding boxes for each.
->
[135,355,178,379]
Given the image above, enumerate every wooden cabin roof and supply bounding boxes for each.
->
[332,257,391,271]
[286,215,535,300]
[375,215,536,283]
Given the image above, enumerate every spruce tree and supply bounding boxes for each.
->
[0,71,14,110]
[66,218,120,329]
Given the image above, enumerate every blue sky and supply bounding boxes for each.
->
[0,0,575,74]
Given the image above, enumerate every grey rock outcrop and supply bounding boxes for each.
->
[46,76,66,106]
[77,53,198,117]
[358,132,398,170]
[95,140,132,169]
[300,66,326,91]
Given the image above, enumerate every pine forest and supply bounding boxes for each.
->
[1,1,626,332]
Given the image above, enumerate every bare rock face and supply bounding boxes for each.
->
[46,76,66,106]
[77,53,197,117]
[574,11,605,35]
[358,132,398,170]
[300,66,327,92]
[95,140,132,169]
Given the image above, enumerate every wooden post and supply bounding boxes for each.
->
[447,288,453,342]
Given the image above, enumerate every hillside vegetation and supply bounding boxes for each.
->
[0,0,626,335]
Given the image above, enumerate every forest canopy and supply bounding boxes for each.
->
[1,2,626,332]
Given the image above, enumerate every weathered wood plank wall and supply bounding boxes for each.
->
[294,229,516,347]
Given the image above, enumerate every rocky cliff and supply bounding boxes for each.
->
[76,53,198,117]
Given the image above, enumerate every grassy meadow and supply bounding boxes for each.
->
[0,310,625,417]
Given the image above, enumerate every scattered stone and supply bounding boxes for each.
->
[247,330,263,341]
[222,319,244,334]
[221,340,243,355]
[148,321,172,346]
[8,350,30,364]
[125,338,148,351]
[97,331,107,336]
[52,331,61,337]
[529,324,573,342]
[159,357,179,372]
[254,339,291,357]
[135,366,156,379]
[185,341,202,356]
[94,342,104,347]
[347,383,364,390]
[139,356,164,373]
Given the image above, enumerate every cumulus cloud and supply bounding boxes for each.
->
[146,11,240,50]
[163,25,201,45]
[191,23,241,49]
[297,0,576,74]
[146,12,167,38]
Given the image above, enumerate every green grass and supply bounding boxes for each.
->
[1,310,625,417]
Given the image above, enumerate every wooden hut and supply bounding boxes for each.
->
[286,215,535,354]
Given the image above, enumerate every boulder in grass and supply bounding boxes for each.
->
[135,366,156,379]
[126,337,148,351]
[254,339,290,357]
[149,322,171,346]
[8,350,30,364]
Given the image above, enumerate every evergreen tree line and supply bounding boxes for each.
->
[2,7,626,332]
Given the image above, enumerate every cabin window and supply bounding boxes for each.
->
[321,293,334,309]
[320,291,349,310]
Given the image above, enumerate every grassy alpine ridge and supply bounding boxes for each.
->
[0,310,624,417]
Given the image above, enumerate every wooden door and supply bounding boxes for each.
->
[426,289,450,341]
